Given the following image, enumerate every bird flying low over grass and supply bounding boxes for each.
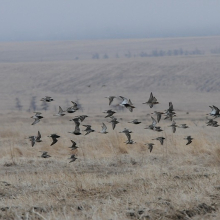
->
[152,137,165,145]
[40,96,54,102]
[103,109,116,118]
[145,143,155,153]
[109,116,119,130]
[143,92,159,108]
[105,96,116,105]
[47,134,60,146]
[28,131,42,147]
[99,123,108,134]
[68,154,77,163]
[184,136,193,145]
[69,140,79,150]
[40,151,51,158]
[119,96,135,112]
[54,106,65,116]
[31,112,43,125]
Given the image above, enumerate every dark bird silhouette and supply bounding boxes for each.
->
[184,136,193,145]
[48,134,60,146]
[109,116,119,130]
[143,92,159,108]
[103,109,116,118]
[152,137,165,145]
[40,151,51,158]
[69,118,81,135]
[40,96,54,102]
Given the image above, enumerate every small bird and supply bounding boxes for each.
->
[208,105,220,117]
[178,124,189,129]
[83,125,95,135]
[119,128,132,143]
[69,118,81,135]
[99,123,108,134]
[69,140,78,150]
[128,119,141,124]
[151,111,164,123]
[28,131,42,147]
[31,112,43,125]
[66,101,79,113]
[69,154,77,163]
[40,96,54,102]
[145,143,155,152]
[109,116,119,130]
[143,92,159,108]
[168,120,177,133]
[154,126,163,132]
[40,151,51,158]
[54,106,65,116]
[125,140,136,144]
[47,134,60,146]
[144,116,157,130]
[164,102,176,121]
[184,136,193,145]
[152,137,165,145]
[76,115,88,122]
[119,96,135,112]
[105,96,116,105]
[103,110,116,118]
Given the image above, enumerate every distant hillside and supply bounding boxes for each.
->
[0,37,220,112]
[0,36,220,62]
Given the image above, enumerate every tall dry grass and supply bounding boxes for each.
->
[0,112,220,219]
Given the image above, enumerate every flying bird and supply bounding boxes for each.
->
[66,101,79,113]
[145,143,155,153]
[47,134,60,146]
[69,140,79,150]
[28,131,42,147]
[168,120,177,133]
[40,96,54,102]
[143,92,159,108]
[68,154,77,163]
[99,123,108,134]
[69,118,81,135]
[105,96,116,105]
[184,136,193,145]
[119,96,135,112]
[152,137,165,145]
[54,106,65,116]
[83,125,95,135]
[40,151,51,158]
[31,112,43,125]
[103,109,116,118]
[109,116,119,130]
[128,119,141,124]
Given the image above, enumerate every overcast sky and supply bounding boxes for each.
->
[0,0,220,42]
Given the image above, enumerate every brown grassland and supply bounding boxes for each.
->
[0,36,220,219]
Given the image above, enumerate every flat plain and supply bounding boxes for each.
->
[0,36,220,219]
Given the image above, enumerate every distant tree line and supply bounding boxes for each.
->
[91,48,205,60]
[210,47,220,54]
[139,48,204,57]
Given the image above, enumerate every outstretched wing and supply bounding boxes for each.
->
[51,137,58,146]
[151,116,157,127]
[32,118,40,125]
[102,123,107,132]
[148,92,153,102]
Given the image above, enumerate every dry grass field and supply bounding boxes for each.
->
[1,36,220,219]
[0,111,220,219]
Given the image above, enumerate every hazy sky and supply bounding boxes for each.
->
[0,0,220,42]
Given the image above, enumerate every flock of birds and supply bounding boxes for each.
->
[27,93,220,161]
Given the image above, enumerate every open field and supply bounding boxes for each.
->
[1,36,220,219]
[0,111,220,219]
[0,36,220,113]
